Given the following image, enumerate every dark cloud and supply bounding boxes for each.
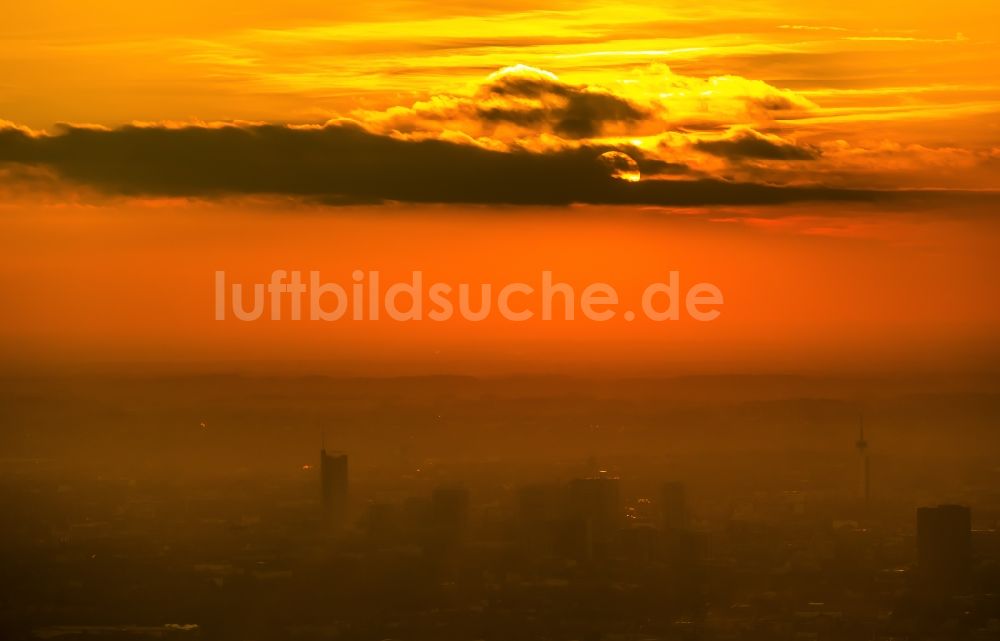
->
[0,121,881,206]
[475,67,648,138]
[354,65,819,143]
[694,129,819,160]
[634,157,691,177]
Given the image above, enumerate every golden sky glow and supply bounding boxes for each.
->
[3,1,999,189]
[0,1,998,374]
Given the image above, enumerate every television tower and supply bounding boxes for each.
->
[855,414,870,506]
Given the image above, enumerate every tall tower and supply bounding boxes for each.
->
[855,415,870,506]
[320,443,349,527]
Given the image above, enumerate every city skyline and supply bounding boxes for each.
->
[1,2,998,640]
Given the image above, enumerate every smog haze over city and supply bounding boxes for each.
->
[1,1,1000,640]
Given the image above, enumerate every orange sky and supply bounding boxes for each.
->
[1,196,996,375]
[0,1,998,375]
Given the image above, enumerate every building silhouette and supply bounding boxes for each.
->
[661,481,686,531]
[320,446,348,526]
[917,504,971,592]
[569,475,621,560]
[516,483,566,558]
[856,416,870,506]
[429,485,470,550]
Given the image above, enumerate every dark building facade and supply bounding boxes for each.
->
[569,476,621,560]
[320,448,348,526]
[917,504,972,592]
[661,481,686,532]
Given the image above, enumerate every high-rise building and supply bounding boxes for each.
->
[516,483,565,557]
[570,476,621,527]
[320,447,348,526]
[570,475,621,559]
[856,417,870,506]
[917,504,971,591]
[661,481,686,531]
[660,481,699,585]
[430,485,470,547]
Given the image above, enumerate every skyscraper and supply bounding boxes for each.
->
[570,475,621,560]
[856,416,869,505]
[661,481,686,532]
[430,485,470,548]
[320,446,348,526]
[917,504,972,592]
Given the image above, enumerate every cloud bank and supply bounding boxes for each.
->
[1,65,994,206]
[0,119,886,206]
